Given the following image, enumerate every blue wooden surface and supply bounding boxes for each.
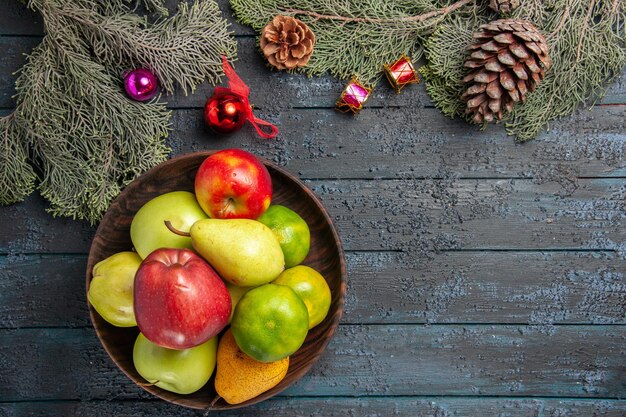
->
[0,1,625,416]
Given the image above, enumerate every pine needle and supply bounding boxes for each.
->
[233,0,625,141]
[48,0,237,94]
[507,0,626,141]
[1,0,236,223]
[13,33,171,223]
[0,114,36,205]
[230,0,481,84]
[421,0,626,141]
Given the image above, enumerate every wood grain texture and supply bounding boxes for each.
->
[313,178,625,252]
[2,397,626,417]
[2,251,624,328]
[1,92,622,182]
[0,12,624,108]
[0,0,625,415]
[1,326,624,401]
[2,178,624,254]
[166,106,626,179]
[0,36,428,110]
[7,42,600,118]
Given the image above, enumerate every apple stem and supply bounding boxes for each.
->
[164,220,191,237]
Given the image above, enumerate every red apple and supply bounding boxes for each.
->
[194,149,272,219]
[134,248,231,349]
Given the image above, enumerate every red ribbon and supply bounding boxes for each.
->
[218,55,278,139]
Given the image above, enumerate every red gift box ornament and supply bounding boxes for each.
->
[335,77,373,114]
[383,54,420,93]
[204,55,278,138]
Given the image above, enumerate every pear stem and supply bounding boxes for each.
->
[164,220,191,237]
[204,395,222,414]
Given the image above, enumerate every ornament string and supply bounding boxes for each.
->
[219,55,278,139]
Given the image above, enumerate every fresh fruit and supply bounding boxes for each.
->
[215,329,289,405]
[88,251,141,327]
[133,332,217,395]
[231,284,309,362]
[134,248,231,349]
[273,265,331,329]
[226,282,254,322]
[194,149,272,219]
[130,191,208,259]
[257,205,311,268]
[181,218,285,286]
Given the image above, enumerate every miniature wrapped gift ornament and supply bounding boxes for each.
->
[383,54,420,93]
[335,77,372,114]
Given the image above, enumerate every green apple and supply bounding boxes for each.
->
[88,251,141,327]
[130,191,208,259]
[133,332,217,394]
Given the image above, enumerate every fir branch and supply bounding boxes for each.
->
[234,0,625,141]
[422,0,626,141]
[0,113,36,205]
[420,10,489,118]
[34,0,236,95]
[2,0,236,223]
[230,0,479,84]
[11,32,170,223]
[506,0,626,141]
[283,0,475,24]
[135,0,169,17]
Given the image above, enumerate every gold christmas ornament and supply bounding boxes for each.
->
[461,18,551,123]
[260,15,315,70]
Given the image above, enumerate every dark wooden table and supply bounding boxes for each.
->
[1,2,625,416]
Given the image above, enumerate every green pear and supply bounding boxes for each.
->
[88,251,141,327]
[190,219,285,286]
[130,191,208,259]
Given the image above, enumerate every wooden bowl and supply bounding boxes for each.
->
[86,151,346,410]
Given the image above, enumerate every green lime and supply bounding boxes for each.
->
[231,284,309,362]
[273,265,331,329]
[257,205,310,268]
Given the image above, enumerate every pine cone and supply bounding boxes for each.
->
[461,19,551,123]
[260,16,315,70]
[488,0,520,14]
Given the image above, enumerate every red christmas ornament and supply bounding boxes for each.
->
[383,54,420,93]
[204,91,248,134]
[204,56,278,138]
[335,77,372,114]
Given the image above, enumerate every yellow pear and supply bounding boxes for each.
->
[189,219,285,286]
[88,251,141,327]
[215,329,289,405]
